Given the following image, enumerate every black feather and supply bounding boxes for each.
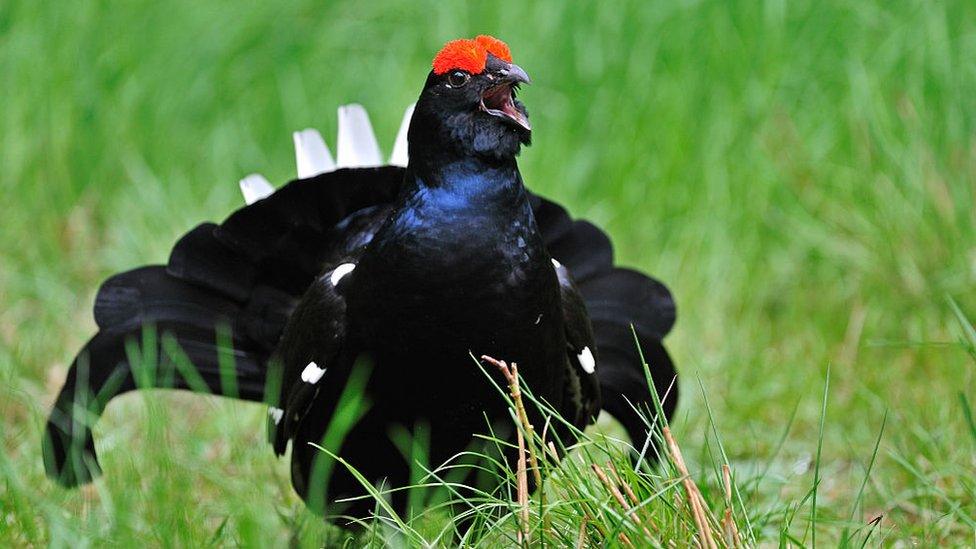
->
[43,321,267,487]
[45,163,679,513]
[167,223,257,302]
[45,168,404,488]
[531,194,615,284]
[579,267,676,340]
[579,268,678,452]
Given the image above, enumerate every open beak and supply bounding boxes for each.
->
[480,63,531,131]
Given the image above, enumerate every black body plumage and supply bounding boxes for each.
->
[43,49,678,522]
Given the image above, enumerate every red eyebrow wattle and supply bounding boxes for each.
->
[432,35,514,75]
[475,35,512,63]
[432,39,487,75]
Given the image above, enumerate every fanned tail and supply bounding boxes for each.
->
[45,165,677,486]
[44,303,269,487]
[577,269,677,449]
[44,167,403,487]
[532,194,678,452]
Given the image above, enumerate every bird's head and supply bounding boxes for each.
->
[409,35,531,164]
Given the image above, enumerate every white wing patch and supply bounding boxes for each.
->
[301,361,326,384]
[330,263,356,286]
[551,258,562,269]
[577,346,596,374]
[239,173,274,205]
[293,128,337,178]
[268,406,284,425]
[337,104,382,168]
[389,103,415,167]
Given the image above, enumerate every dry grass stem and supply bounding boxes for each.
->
[608,461,657,533]
[514,425,529,545]
[482,355,532,545]
[663,426,718,549]
[721,464,741,547]
[576,515,589,549]
[592,463,654,540]
[547,440,560,461]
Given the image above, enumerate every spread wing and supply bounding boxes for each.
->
[553,258,602,429]
[267,261,357,455]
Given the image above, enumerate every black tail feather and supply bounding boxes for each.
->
[585,317,678,450]
[533,191,678,450]
[544,220,614,284]
[46,168,406,487]
[167,223,258,302]
[203,167,402,296]
[530,193,615,284]
[578,268,677,452]
[47,167,679,488]
[579,267,676,340]
[43,321,268,487]
[95,265,249,330]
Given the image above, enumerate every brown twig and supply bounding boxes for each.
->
[484,355,557,544]
[483,356,543,483]
[608,461,659,535]
[721,464,741,547]
[483,355,531,544]
[663,426,718,549]
[515,423,530,544]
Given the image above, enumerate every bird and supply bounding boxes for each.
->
[43,35,678,522]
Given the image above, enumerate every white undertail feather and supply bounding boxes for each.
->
[293,128,337,178]
[388,103,415,167]
[240,103,415,203]
[336,104,383,168]
[239,173,275,205]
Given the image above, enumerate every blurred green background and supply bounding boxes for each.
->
[2,0,975,545]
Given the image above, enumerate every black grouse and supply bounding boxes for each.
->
[44,35,678,521]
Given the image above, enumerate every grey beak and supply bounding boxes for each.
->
[499,63,531,85]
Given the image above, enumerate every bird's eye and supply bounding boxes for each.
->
[446,70,470,87]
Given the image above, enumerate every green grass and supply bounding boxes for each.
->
[2,0,976,545]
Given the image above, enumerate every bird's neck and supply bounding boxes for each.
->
[403,155,526,210]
